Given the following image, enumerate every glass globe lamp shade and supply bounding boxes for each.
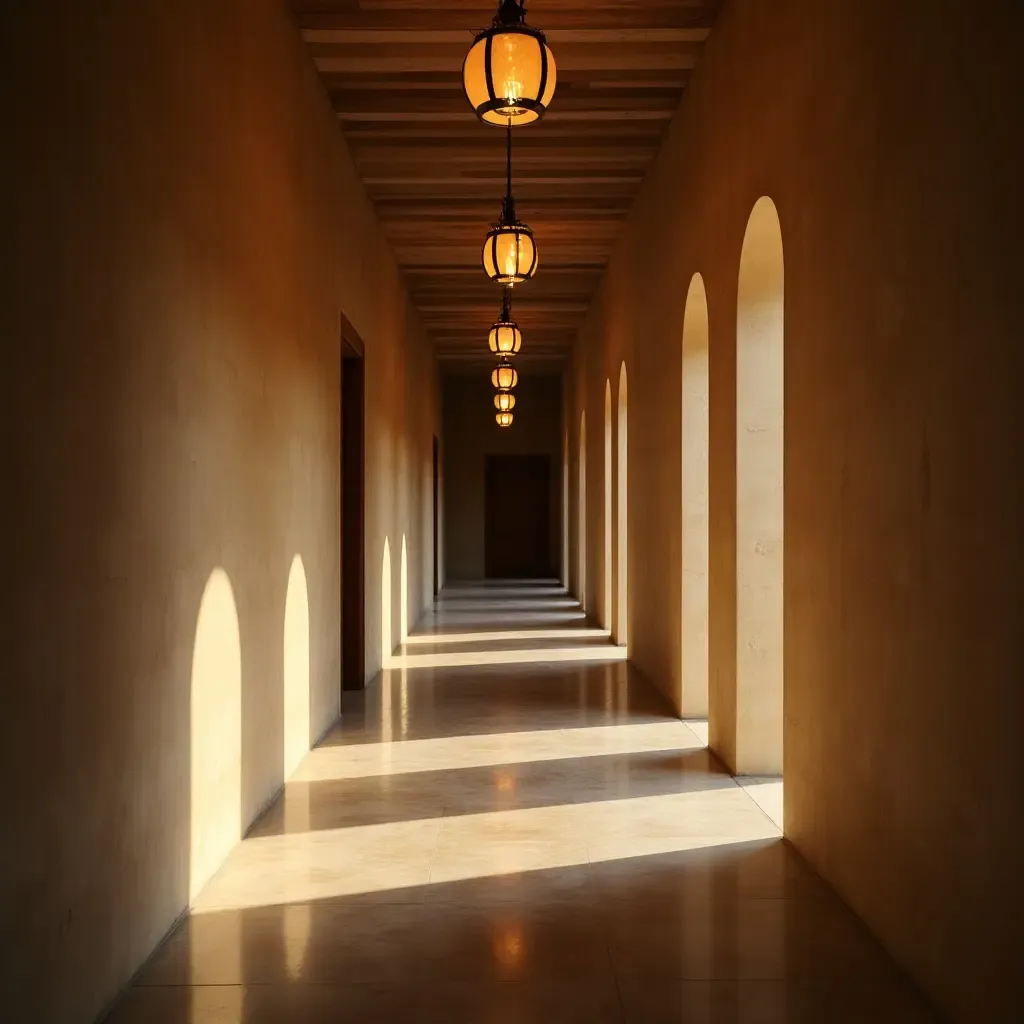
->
[489,317,522,356]
[482,223,537,286]
[463,3,556,127]
[494,391,516,413]
[491,360,518,390]
[496,411,515,428]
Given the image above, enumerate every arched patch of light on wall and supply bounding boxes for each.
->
[190,568,241,903]
[283,555,310,782]
[381,538,393,670]
[463,0,556,127]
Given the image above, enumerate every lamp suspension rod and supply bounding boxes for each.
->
[502,285,512,319]
[506,124,513,198]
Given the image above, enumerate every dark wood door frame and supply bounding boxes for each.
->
[341,317,365,691]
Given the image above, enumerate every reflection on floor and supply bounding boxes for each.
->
[107,581,938,1022]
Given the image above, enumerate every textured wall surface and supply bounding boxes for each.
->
[1,2,435,1021]
[570,0,1023,1019]
[443,374,563,582]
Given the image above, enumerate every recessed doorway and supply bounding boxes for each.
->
[485,454,554,579]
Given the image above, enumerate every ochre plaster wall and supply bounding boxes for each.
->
[1,2,435,1021]
[443,373,563,581]
[570,0,1023,1019]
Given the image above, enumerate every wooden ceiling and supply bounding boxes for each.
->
[290,1,721,367]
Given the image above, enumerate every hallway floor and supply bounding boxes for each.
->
[108,582,939,1023]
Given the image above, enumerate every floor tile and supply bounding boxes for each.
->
[105,584,936,1024]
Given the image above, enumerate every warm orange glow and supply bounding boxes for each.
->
[489,320,522,355]
[492,923,525,973]
[463,30,557,127]
[492,361,518,390]
[494,391,516,412]
[496,411,514,427]
[483,226,537,285]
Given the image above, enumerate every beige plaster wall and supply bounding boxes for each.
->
[443,373,563,581]
[1,2,435,1021]
[570,0,1023,1018]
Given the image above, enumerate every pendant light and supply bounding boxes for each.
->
[488,287,523,355]
[494,390,516,412]
[482,128,538,285]
[496,411,515,428]
[491,356,518,391]
[463,0,556,127]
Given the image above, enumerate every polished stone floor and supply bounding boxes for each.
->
[108,581,939,1022]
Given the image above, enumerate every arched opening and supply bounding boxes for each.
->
[283,555,310,781]
[400,534,409,643]
[736,196,785,779]
[381,538,393,669]
[577,411,586,610]
[682,274,710,718]
[615,363,628,647]
[190,568,241,902]
[603,380,613,631]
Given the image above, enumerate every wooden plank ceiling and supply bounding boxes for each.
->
[290,1,720,368]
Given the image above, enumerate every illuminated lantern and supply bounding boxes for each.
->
[496,411,515,427]
[463,0,556,128]
[488,289,523,355]
[494,391,516,412]
[482,129,538,286]
[491,357,518,390]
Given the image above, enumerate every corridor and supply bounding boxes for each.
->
[107,583,936,1024]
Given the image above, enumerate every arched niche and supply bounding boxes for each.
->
[736,196,785,776]
[682,273,710,717]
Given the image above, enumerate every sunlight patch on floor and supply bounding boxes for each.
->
[294,721,703,782]
[192,788,780,912]
[737,776,784,830]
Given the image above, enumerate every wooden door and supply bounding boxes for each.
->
[485,455,553,579]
